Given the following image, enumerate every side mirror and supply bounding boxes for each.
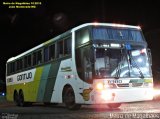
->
[147,48,152,66]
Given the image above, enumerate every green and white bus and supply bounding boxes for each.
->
[6,23,153,110]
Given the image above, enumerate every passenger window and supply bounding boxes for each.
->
[57,41,64,58]
[44,47,49,62]
[33,52,37,66]
[37,50,42,64]
[49,44,55,60]
[64,37,71,55]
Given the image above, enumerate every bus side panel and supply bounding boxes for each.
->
[36,64,51,102]
[43,61,61,103]
[24,67,43,102]
[6,67,43,102]
[50,58,85,104]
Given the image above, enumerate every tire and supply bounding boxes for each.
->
[63,87,81,110]
[19,90,25,107]
[107,103,121,109]
[13,91,19,106]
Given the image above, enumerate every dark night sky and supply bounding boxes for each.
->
[0,0,160,82]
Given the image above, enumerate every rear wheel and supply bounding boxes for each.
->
[107,103,121,109]
[13,91,19,106]
[18,90,32,107]
[63,87,81,110]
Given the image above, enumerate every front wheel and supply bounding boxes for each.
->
[107,103,121,109]
[63,87,81,110]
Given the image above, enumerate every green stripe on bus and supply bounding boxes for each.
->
[43,61,61,102]
[30,66,44,102]
[37,64,51,102]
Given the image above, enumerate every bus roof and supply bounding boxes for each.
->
[7,23,141,63]
[71,23,141,32]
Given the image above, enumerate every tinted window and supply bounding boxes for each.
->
[75,28,90,47]
[57,41,64,58]
[49,44,55,60]
[92,27,144,42]
[44,47,49,62]
[64,37,71,55]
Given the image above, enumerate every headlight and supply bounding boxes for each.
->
[96,82,103,90]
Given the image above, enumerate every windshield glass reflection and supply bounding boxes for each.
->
[94,48,152,78]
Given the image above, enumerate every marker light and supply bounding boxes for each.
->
[137,25,141,29]
[96,83,103,90]
[140,49,146,54]
[110,43,121,48]
[93,22,99,26]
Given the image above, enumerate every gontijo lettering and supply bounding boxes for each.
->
[17,72,32,81]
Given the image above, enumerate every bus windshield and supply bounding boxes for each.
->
[92,27,144,42]
[94,48,152,78]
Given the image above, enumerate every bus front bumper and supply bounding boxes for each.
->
[93,88,153,104]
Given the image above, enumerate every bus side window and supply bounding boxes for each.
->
[37,50,42,64]
[7,64,10,75]
[57,40,64,58]
[49,44,55,60]
[33,52,37,66]
[44,47,49,62]
[24,56,28,68]
[7,62,15,75]
[64,37,71,56]
[27,55,31,67]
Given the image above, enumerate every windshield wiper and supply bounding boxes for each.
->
[128,51,144,79]
[115,49,123,79]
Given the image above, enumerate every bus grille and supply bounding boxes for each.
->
[117,83,129,87]
[117,83,143,87]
